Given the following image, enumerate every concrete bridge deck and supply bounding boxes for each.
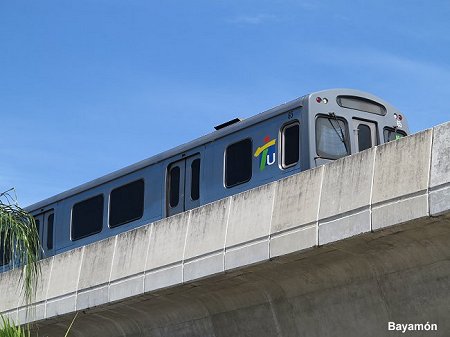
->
[0,121,449,336]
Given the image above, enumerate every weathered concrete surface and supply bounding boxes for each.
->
[0,121,449,337]
[20,217,450,337]
[372,129,432,231]
[430,121,450,217]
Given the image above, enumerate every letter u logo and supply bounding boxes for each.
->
[266,153,275,165]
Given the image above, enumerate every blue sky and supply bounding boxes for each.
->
[1,0,449,206]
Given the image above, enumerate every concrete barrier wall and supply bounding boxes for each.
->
[0,121,449,330]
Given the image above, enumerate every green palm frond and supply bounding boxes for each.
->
[0,190,78,336]
[0,193,41,306]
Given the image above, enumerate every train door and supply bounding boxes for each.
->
[166,154,201,216]
[352,119,378,152]
[34,210,55,257]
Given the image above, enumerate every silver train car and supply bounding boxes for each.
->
[1,89,409,270]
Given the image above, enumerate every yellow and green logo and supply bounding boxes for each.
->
[254,136,276,171]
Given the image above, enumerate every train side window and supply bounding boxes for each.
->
[169,166,181,207]
[47,214,54,250]
[282,122,300,168]
[0,232,10,266]
[316,116,350,159]
[383,127,406,143]
[225,138,252,188]
[71,194,104,241]
[109,180,145,228]
[357,124,372,151]
[191,159,200,201]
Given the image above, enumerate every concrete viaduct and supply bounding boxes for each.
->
[1,121,449,337]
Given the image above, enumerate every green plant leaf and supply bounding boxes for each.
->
[0,198,42,308]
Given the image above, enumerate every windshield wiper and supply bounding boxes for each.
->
[328,112,348,154]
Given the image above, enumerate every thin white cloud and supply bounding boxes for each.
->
[362,51,450,78]
[313,46,450,80]
[228,14,277,25]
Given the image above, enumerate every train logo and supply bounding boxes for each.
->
[254,136,276,171]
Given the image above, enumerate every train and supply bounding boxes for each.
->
[0,88,410,271]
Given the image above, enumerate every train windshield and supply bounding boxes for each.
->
[316,116,350,159]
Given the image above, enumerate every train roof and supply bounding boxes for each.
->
[25,88,398,212]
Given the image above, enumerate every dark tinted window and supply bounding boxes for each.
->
[225,139,252,187]
[358,124,372,151]
[337,96,386,115]
[0,232,10,266]
[169,166,180,208]
[71,194,104,241]
[316,116,350,159]
[282,122,300,168]
[109,180,145,228]
[191,159,200,201]
[47,214,54,250]
[384,128,407,143]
